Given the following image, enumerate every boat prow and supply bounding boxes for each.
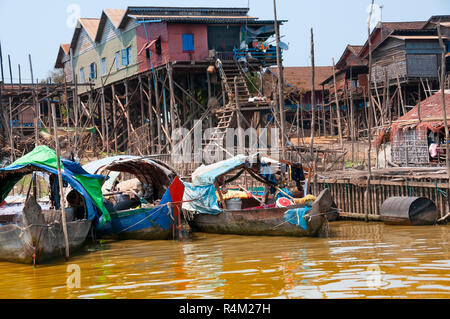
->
[0,196,91,264]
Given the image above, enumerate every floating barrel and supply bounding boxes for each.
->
[380,197,439,225]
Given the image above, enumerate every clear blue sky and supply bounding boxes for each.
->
[0,0,449,82]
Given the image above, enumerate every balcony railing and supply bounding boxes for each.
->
[233,47,280,65]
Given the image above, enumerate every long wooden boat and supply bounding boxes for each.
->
[0,146,110,264]
[188,188,332,237]
[0,196,91,264]
[95,177,185,240]
[85,157,184,240]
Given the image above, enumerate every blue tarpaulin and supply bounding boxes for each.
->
[183,154,282,215]
[191,155,248,187]
[181,182,222,215]
[283,207,311,231]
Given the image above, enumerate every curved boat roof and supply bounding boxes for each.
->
[0,146,109,225]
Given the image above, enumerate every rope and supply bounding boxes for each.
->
[323,178,329,190]
[117,203,169,234]
[115,197,202,234]
[406,179,414,197]
[435,181,448,198]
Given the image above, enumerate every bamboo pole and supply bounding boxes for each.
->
[168,63,176,148]
[332,58,343,147]
[437,22,450,212]
[7,55,12,85]
[50,102,70,260]
[8,96,14,161]
[0,41,4,83]
[124,81,131,152]
[310,28,317,194]
[147,75,154,154]
[101,86,109,154]
[296,98,300,148]
[235,76,244,155]
[155,70,162,153]
[349,67,355,162]
[111,84,118,153]
[273,0,286,157]
[366,0,375,223]
[139,75,145,127]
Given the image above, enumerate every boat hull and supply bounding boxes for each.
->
[0,220,92,264]
[95,206,173,240]
[189,189,333,237]
[190,206,321,237]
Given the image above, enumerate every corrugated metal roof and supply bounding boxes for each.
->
[382,21,427,31]
[391,35,450,40]
[55,44,71,69]
[129,14,257,21]
[347,45,363,56]
[268,66,334,92]
[396,92,450,128]
[104,9,126,28]
[128,6,250,14]
[61,44,70,55]
[79,18,100,42]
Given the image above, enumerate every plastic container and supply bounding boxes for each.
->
[226,199,243,210]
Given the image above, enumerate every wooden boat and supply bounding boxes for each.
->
[188,188,332,237]
[85,157,184,240]
[181,154,334,237]
[0,146,110,264]
[0,196,91,264]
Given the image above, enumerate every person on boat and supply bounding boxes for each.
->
[49,174,60,210]
[66,189,86,220]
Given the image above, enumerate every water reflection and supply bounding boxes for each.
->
[0,222,448,299]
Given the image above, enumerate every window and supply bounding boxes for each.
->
[89,62,97,80]
[155,37,162,55]
[121,47,133,66]
[121,48,129,66]
[182,34,194,52]
[79,68,85,83]
[115,52,120,70]
[127,46,133,65]
[101,58,107,76]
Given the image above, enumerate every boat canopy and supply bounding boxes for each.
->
[83,155,140,175]
[0,146,110,225]
[192,155,248,186]
[102,157,177,198]
[83,155,140,192]
[182,154,280,214]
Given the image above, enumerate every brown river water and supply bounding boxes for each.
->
[0,221,449,299]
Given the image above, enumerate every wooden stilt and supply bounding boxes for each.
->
[50,102,70,260]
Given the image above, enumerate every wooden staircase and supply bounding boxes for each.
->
[216,59,251,106]
[203,108,236,155]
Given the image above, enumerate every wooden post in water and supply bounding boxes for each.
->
[366,0,375,222]
[50,102,70,260]
[437,22,450,212]
[310,28,317,194]
[273,0,286,158]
